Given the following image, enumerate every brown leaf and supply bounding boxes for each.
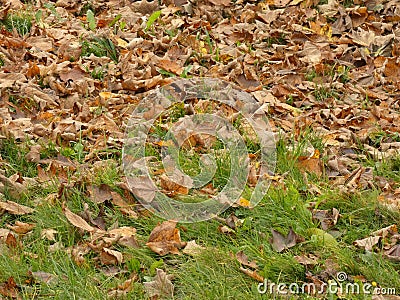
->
[110,191,138,219]
[143,269,174,299]
[312,208,340,230]
[294,254,319,266]
[353,236,381,251]
[31,271,57,284]
[25,145,41,163]
[126,176,157,203]
[270,228,302,252]
[384,244,400,261]
[6,232,19,249]
[0,277,20,299]
[88,184,113,204]
[0,201,34,215]
[160,174,189,196]
[239,267,264,282]
[100,248,124,265]
[62,203,97,233]
[236,251,258,269]
[297,150,324,176]
[157,59,183,75]
[146,220,186,255]
[6,221,35,234]
[107,275,138,297]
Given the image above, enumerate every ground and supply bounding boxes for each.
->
[0,0,400,299]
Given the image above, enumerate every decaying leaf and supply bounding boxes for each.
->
[312,208,340,230]
[143,269,174,299]
[297,149,324,176]
[354,224,398,252]
[270,228,303,252]
[62,203,98,233]
[0,277,20,299]
[182,240,205,256]
[0,201,34,215]
[236,250,258,269]
[88,184,113,204]
[239,267,264,282]
[100,248,124,265]
[6,221,35,234]
[146,220,186,255]
[31,271,57,285]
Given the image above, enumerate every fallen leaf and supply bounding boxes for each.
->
[0,277,20,299]
[146,220,186,255]
[41,229,58,241]
[160,173,190,196]
[100,248,124,265]
[31,271,57,285]
[6,221,35,234]
[270,228,303,252]
[6,232,19,249]
[297,149,324,176]
[143,269,174,299]
[62,203,97,233]
[312,208,340,230]
[294,254,319,266]
[353,236,381,251]
[236,251,258,269]
[0,201,34,215]
[88,184,113,204]
[182,240,205,256]
[239,267,264,282]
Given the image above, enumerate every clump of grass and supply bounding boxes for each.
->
[90,66,106,80]
[313,85,339,101]
[0,138,37,178]
[2,12,32,36]
[81,37,119,63]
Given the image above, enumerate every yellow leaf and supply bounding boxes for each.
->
[116,38,128,48]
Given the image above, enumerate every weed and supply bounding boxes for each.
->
[90,66,106,80]
[81,37,119,63]
[2,12,32,36]
[313,85,339,101]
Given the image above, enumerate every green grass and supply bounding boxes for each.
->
[2,12,32,36]
[1,123,400,299]
[81,37,119,63]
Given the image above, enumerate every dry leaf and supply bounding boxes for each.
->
[6,221,35,234]
[0,277,20,299]
[62,203,97,233]
[88,184,113,204]
[270,228,303,252]
[297,149,324,176]
[236,250,258,269]
[146,220,186,255]
[100,248,124,265]
[31,271,57,285]
[0,201,34,215]
[312,208,340,230]
[182,240,205,256]
[143,269,174,299]
[239,267,264,282]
